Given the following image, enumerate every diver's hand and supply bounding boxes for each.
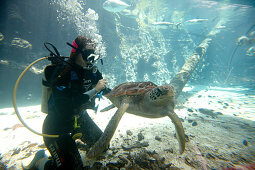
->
[95,79,107,92]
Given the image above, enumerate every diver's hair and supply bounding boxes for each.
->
[51,36,96,86]
[69,36,96,63]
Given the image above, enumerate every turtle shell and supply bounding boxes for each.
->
[106,82,157,97]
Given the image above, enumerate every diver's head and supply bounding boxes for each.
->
[67,36,99,69]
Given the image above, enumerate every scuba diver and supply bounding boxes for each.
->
[23,36,109,170]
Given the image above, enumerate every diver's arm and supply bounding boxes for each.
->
[83,79,107,99]
[70,80,103,104]
[83,88,97,100]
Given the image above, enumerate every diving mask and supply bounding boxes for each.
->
[81,49,99,65]
[66,41,100,65]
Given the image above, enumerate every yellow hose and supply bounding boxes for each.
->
[12,57,59,138]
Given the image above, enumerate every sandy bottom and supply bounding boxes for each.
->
[0,85,254,169]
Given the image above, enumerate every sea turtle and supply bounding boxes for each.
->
[86,81,185,159]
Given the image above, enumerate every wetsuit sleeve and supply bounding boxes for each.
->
[70,69,104,109]
[83,88,97,99]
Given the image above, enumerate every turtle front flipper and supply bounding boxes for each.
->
[100,104,116,112]
[86,102,129,159]
[166,111,185,154]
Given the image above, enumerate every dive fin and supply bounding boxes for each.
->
[22,150,47,170]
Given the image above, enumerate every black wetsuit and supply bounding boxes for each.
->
[43,64,103,170]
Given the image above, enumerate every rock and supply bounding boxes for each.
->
[11,147,21,156]
[11,37,32,49]
[206,153,215,159]
[168,166,181,170]
[164,148,173,153]
[112,150,118,155]
[132,150,173,169]
[198,108,218,118]
[155,136,161,141]
[138,132,144,141]
[215,112,223,115]
[230,152,237,157]
[188,119,193,123]
[126,130,133,136]
[184,156,193,167]
[118,155,131,168]
[140,141,149,147]
[0,160,7,170]
[121,141,149,151]
[226,144,232,148]
[23,143,38,150]
[185,134,190,142]
[84,162,102,169]
[215,154,229,161]
[187,108,194,112]
[38,144,46,148]
[192,122,198,126]
[243,140,249,146]
[97,155,106,160]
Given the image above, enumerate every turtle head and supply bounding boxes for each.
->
[148,85,175,107]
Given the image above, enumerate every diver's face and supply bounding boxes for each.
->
[75,45,95,67]
[75,53,88,67]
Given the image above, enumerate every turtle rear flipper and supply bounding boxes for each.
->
[100,104,115,112]
[87,102,129,159]
[166,111,185,154]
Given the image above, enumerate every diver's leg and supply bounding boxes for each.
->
[43,134,84,170]
[42,115,84,170]
[79,110,103,147]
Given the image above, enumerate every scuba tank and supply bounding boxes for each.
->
[41,68,51,113]
[41,43,69,114]
[41,65,57,113]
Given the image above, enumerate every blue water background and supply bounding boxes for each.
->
[0,0,254,107]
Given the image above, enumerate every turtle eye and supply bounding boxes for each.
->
[157,88,162,93]
[155,88,161,97]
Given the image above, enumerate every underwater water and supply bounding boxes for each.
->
[0,0,255,169]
